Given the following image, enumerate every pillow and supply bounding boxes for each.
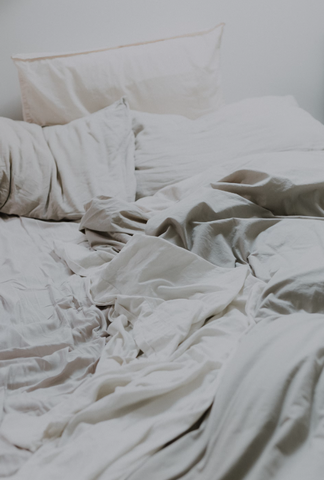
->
[0,98,136,220]
[133,96,324,198]
[12,24,224,127]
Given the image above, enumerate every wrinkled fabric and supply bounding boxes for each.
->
[3,232,257,480]
[40,151,324,479]
[4,146,324,478]
[0,98,136,220]
[127,314,324,480]
[133,96,324,198]
[0,215,106,477]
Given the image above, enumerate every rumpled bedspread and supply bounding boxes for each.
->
[2,150,324,479]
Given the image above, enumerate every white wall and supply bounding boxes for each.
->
[1,0,324,122]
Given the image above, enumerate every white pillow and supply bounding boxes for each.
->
[12,24,224,127]
[0,98,136,220]
[133,96,324,198]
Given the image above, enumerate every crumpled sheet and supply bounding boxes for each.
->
[3,149,324,479]
[127,313,324,480]
[0,216,106,477]
[2,234,258,479]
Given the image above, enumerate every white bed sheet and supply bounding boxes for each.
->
[5,147,324,479]
[2,95,324,479]
[0,214,106,477]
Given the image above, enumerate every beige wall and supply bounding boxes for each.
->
[1,0,324,122]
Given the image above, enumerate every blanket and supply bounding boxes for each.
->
[2,149,324,479]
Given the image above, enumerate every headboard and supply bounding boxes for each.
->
[1,0,324,123]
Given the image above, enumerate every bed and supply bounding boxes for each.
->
[1,23,324,480]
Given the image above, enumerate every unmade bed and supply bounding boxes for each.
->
[1,23,324,480]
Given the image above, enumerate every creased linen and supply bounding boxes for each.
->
[133,95,324,198]
[0,98,136,220]
[3,99,324,478]
[127,314,324,480]
[33,148,324,480]
[3,234,257,480]
[0,214,107,477]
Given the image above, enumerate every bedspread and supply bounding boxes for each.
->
[2,149,324,479]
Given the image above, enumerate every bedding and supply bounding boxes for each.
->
[128,314,324,480]
[12,23,224,126]
[0,98,136,220]
[133,95,324,198]
[2,96,324,479]
[0,213,105,477]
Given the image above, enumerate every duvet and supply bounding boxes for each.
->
[2,146,324,479]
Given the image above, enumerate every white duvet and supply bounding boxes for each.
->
[2,96,324,479]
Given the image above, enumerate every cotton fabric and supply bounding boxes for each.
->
[133,95,324,198]
[3,96,324,479]
[0,98,136,220]
[12,24,224,126]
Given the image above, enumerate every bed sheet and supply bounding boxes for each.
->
[2,92,324,479]
[0,214,106,477]
[1,243,256,480]
[3,147,324,479]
